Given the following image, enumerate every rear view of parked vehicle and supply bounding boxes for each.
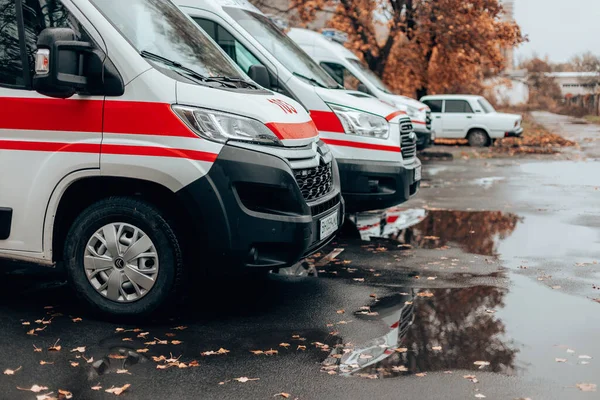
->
[176,0,422,213]
[0,0,343,316]
[420,95,523,147]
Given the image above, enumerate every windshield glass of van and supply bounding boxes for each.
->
[90,0,243,80]
[347,59,392,94]
[224,7,339,89]
[477,98,496,113]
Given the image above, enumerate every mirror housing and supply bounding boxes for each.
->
[248,64,271,89]
[357,83,370,95]
[33,28,124,99]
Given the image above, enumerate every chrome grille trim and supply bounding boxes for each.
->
[400,120,417,161]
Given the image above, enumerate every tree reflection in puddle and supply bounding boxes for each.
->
[350,208,522,257]
[323,285,517,379]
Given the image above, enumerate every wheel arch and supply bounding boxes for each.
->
[45,173,197,263]
[465,126,490,138]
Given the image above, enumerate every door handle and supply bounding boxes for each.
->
[436,116,441,119]
[467,116,473,119]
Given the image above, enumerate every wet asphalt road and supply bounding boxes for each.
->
[1,112,600,400]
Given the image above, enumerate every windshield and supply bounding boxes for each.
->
[90,0,243,80]
[477,98,496,113]
[224,7,339,89]
[347,59,392,94]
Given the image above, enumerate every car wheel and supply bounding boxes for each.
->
[467,129,491,147]
[63,197,184,317]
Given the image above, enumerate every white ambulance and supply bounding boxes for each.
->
[287,28,435,150]
[174,0,422,213]
[0,0,344,316]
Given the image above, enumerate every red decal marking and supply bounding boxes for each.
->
[102,144,218,162]
[0,98,103,132]
[411,120,427,125]
[103,101,197,138]
[385,110,407,122]
[321,138,401,153]
[265,120,318,140]
[387,215,400,224]
[390,321,400,329]
[0,140,217,162]
[267,98,298,114]
[310,110,345,133]
[0,98,197,138]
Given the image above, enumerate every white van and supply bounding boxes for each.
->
[287,28,435,150]
[175,0,422,213]
[0,0,343,316]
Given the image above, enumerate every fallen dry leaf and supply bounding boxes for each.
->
[336,309,345,314]
[424,236,440,240]
[463,375,479,383]
[48,339,61,352]
[115,328,125,333]
[105,384,131,396]
[144,341,157,346]
[39,361,54,365]
[3,366,22,375]
[250,350,264,355]
[415,372,427,377]
[567,349,576,353]
[91,384,102,391]
[70,347,86,353]
[69,362,79,367]
[18,385,49,393]
[579,355,593,359]
[265,349,278,356]
[396,348,408,353]
[432,346,442,351]
[71,317,82,323]
[33,345,42,353]
[353,278,365,282]
[35,393,56,400]
[392,365,408,372]
[474,361,490,369]
[108,354,127,360]
[116,369,131,375]
[427,276,437,280]
[234,377,259,383]
[58,389,72,399]
[279,343,290,348]
[171,340,182,345]
[136,348,149,353]
[122,338,133,342]
[474,394,486,399]
[555,358,567,363]
[172,326,188,331]
[417,292,434,298]
[188,360,200,367]
[297,345,306,351]
[22,321,31,326]
[274,393,291,399]
[576,383,597,392]
[165,333,176,338]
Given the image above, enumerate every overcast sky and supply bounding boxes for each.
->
[514,0,600,63]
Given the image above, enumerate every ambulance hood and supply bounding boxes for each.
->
[314,87,407,122]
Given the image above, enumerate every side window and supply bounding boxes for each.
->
[22,0,89,85]
[423,100,443,113]
[320,62,361,91]
[445,100,474,113]
[194,18,263,75]
[0,0,25,87]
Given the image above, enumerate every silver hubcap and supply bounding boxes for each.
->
[84,223,159,303]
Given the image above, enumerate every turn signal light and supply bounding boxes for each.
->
[35,49,50,74]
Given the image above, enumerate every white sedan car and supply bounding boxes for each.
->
[420,95,523,147]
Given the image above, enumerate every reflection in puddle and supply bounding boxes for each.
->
[322,285,517,379]
[351,208,521,256]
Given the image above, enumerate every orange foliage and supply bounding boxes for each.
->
[289,0,525,98]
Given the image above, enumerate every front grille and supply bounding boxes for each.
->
[425,110,432,130]
[400,120,417,160]
[294,163,334,202]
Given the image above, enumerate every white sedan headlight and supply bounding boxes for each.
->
[172,105,282,146]
[328,104,390,139]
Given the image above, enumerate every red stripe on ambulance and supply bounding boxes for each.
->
[321,138,401,153]
[265,120,319,140]
[310,110,345,133]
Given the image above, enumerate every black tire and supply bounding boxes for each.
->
[467,129,491,147]
[63,197,184,317]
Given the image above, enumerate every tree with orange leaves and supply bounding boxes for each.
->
[276,0,524,98]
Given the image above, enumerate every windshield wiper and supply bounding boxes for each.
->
[208,76,260,89]
[293,72,328,88]
[140,50,236,88]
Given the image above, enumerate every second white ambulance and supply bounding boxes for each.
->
[175,0,422,213]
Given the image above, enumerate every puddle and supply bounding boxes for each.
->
[471,176,505,189]
[350,208,521,257]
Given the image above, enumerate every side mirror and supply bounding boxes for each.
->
[357,83,370,94]
[248,64,271,89]
[33,28,124,99]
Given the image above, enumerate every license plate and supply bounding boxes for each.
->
[414,166,422,182]
[320,212,339,240]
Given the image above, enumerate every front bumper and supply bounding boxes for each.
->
[338,158,421,213]
[505,127,524,137]
[413,125,434,150]
[176,144,344,270]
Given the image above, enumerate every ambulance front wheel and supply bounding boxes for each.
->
[63,197,185,317]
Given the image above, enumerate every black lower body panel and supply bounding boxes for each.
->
[338,158,421,213]
[415,130,433,150]
[176,144,343,271]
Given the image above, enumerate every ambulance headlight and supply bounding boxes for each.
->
[172,105,282,146]
[328,104,389,139]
